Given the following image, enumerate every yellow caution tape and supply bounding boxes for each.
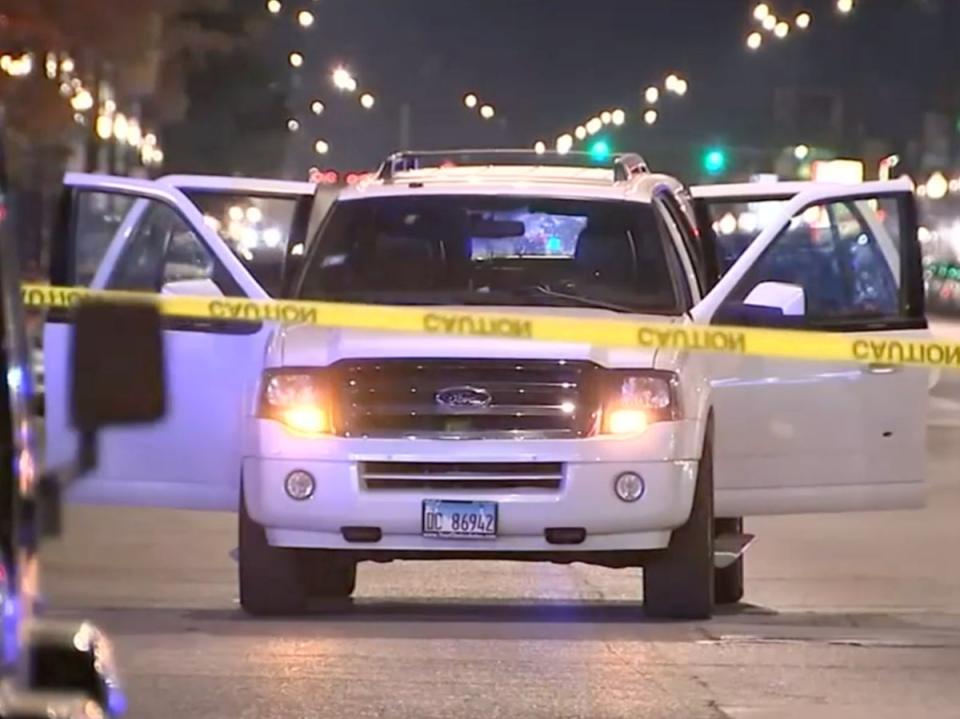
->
[19,283,960,371]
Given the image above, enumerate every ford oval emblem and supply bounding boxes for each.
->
[435,386,492,410]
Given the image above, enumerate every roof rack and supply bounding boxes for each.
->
[376,149,650,183]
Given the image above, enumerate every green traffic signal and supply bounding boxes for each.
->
[589,139,611,162]
[702,147,728,176]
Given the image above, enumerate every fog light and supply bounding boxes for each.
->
[284,470,315,500]
[614,471,645,502]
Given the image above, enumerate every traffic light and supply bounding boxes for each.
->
[702,147,728,176]
[589,139,612,162]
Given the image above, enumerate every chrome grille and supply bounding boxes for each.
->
[361,461,563,490]
[334,359,599,439]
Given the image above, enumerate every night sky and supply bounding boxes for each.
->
[273,0,959,178]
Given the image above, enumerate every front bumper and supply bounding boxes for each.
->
[243,419,700,554]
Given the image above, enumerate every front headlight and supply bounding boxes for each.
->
[598,371,679,436]
[259,370,333,435]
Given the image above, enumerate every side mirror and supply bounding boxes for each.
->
[714,282,806,327]
[161,277,223,298]
[71,301,166,433]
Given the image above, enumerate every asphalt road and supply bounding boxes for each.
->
[39,326,960,719]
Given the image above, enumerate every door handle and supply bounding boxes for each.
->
[864,363,901,375]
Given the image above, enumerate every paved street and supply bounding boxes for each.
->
[38,376,960,719]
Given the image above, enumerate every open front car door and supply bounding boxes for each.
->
[685,179,929,516]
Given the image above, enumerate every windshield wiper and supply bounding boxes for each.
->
[522,285,636,313]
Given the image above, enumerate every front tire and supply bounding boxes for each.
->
[643,420,715,620]
[302,553,357,599]
[238,487,309,616]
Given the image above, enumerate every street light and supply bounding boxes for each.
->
[762,14,777,30]
[314,139,330,155]
[556,134,574,155]
[611,108,626,126]
[586,117,602,135]
[287,118,300,131]
[266,0,281,13]
[747,31,763,50]
[795,12,812,29]
[794,144,810,161]
[464,93,478,109]
[643,109,658,125]
[600,110,612,125]
[479,104,495,120]
[360,93,375,109]
[674,78,688,96]
[70,88,94,111]
[95,115,113,140]
[836,0,854,14]
[297,10,314,27]
[926,172,948,200]
[332,66,356,91]
[753,3,770,21]
[288,52,304,68]
[774,21,789,38]
[534,141,546,155]
[645,86,659,104]
[665,73,680,92]
[575,125,587,140]
[311,100,325,115]
[112,113,129,142]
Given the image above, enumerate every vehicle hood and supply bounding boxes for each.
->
[269,305,681,369]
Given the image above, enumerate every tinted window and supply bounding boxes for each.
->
[297,195,684,314]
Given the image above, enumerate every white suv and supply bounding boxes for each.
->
[44,152,929,619]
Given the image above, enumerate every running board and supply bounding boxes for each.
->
[714,532,755,569]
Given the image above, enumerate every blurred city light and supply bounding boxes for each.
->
[674,78,689,96]
[534,141,546,155]
[762,14,777,31]
[297,10,315,27]
[112,113,129,142]
[311,100,325,115]
[645,86,659,104]
[288,52,304,68]
[643,109,658,125]
[287,118,300,131]
[600,110,612,125]
[266,0,281,13]
[753,3,770,21]
[61,57,75,73]
[95,115,113,140]
[70,89,94,112]
[360,93,375,109]
[795,12,812,29]
[702,147,728,175]
[664,74,680,92]
[586,117,603,135]
[836,0,854,14]
[794,144,810,161]
[611,109,626,126]
[927,171,949,200]
[747,32,763,50]
[314,139,330,154]
[774,21,789,38]
[575,125,587,140]
[556,134,574,154]
[464,93,478,109]
[479,104,495,119]
[332,66,357,91]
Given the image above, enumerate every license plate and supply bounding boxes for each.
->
[422,499,497,539]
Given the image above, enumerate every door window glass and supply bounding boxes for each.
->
[733,198,904,322]
[108,201,217,293]
[72,191,138,286]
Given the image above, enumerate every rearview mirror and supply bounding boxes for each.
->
[70,301,166,433]
[713,282,806,327]
[469,218,526,238]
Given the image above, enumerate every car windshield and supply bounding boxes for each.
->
[297,195,684,314]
